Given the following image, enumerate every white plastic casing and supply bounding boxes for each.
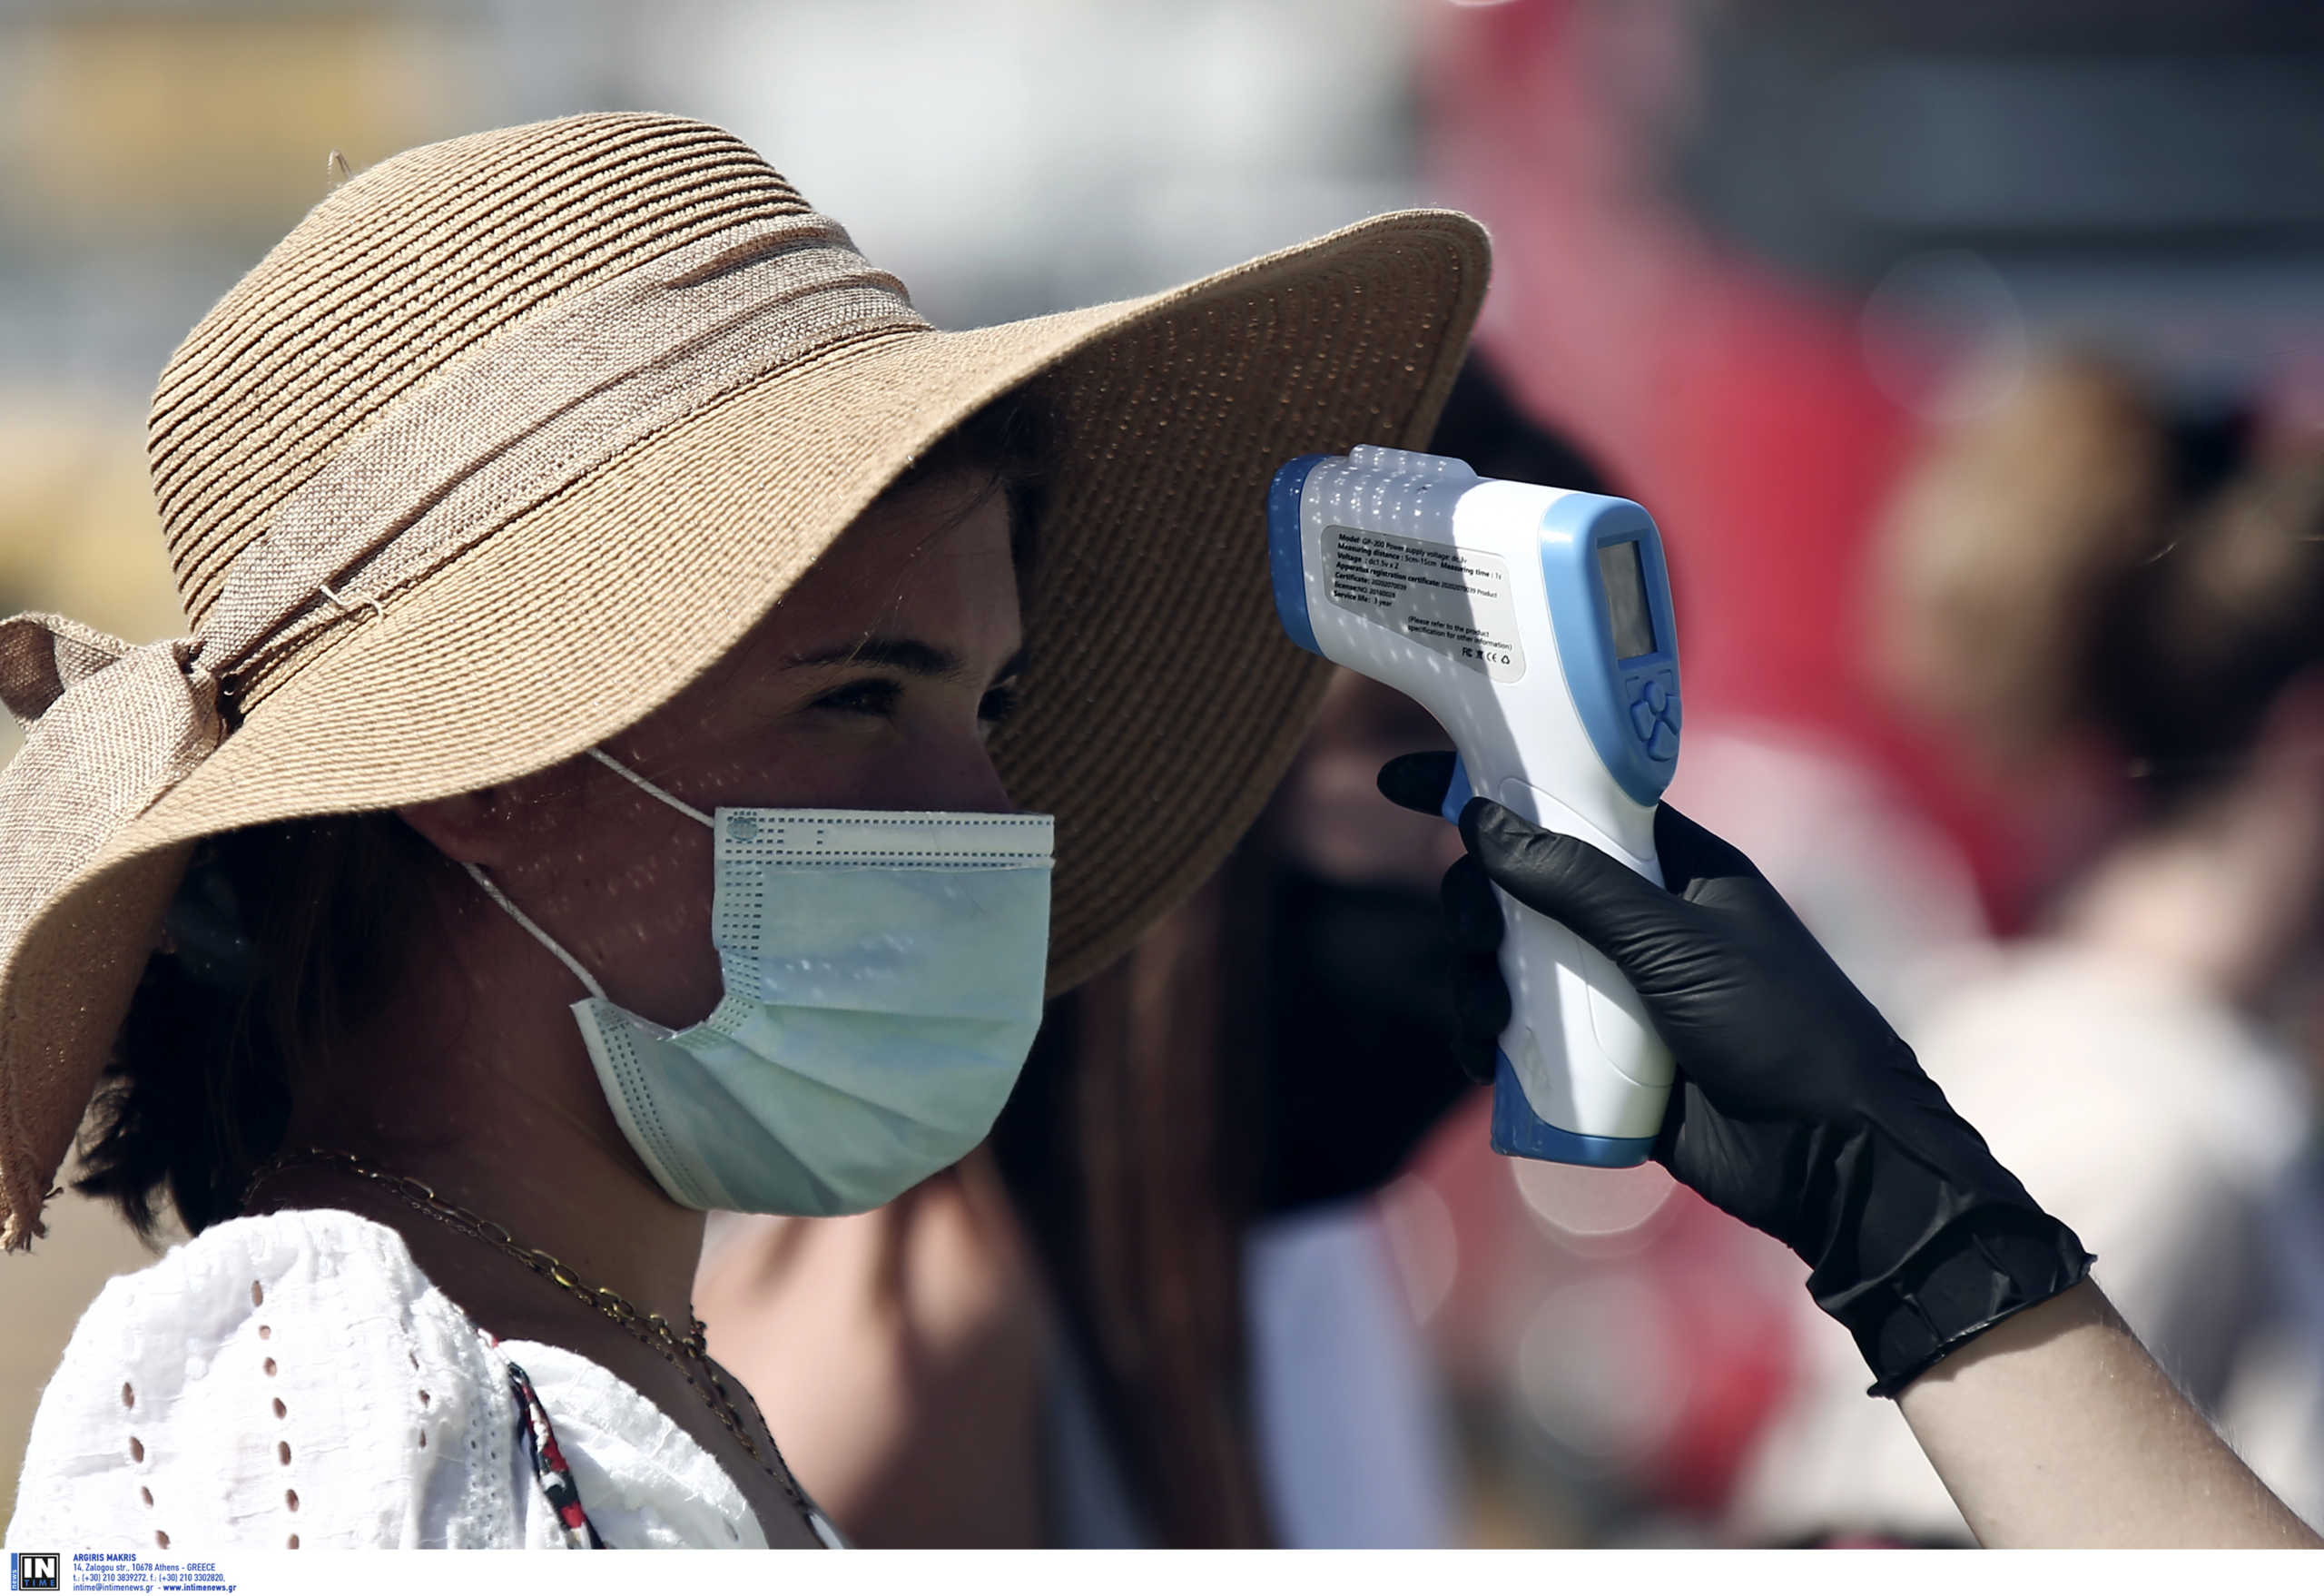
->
[1286,447,1675,1145]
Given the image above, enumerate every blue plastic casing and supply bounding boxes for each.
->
[1436,755,1474,824]
[1536,495,1681,809]
[1489,1050,1655,1166]
[1266,454,1331,657]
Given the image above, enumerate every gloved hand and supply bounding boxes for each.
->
[1378,752,2093,1397]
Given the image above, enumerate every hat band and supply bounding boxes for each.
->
[204,210,928,683]
[0,210,928,991]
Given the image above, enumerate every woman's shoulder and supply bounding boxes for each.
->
[69,1206,448,1332]
[41,1207,484,1396]
[6,1207,536,1550]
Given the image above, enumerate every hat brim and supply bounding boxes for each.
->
[0,209,1486,1238]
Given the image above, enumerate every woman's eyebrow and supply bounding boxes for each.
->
[786,637,1029,683]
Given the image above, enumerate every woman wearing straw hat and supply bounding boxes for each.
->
[0,113,2315,1550]
[0,111,1492,1550]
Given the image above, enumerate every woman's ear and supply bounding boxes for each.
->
[398,789,510,867]
[398,761,589,868]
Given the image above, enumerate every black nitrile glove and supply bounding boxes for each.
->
[1378,751,2093,1397]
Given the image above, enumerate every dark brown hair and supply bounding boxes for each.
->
[991,866,1278,1547]
[2093,453,2324,801]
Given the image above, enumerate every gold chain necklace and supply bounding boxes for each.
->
[238,1146,834,1544]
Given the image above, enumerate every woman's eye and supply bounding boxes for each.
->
[812,679,902,718]
[979,683,1022,727]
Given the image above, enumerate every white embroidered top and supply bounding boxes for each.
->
[4,1208,769,1550]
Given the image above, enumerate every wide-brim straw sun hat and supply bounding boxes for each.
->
[0,112,1486,1248]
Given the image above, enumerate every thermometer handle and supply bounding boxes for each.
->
[1440,757,1674,1166]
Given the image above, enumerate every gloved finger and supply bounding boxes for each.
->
[1449,1032,1500,1087]
[1439,854,1504,953]
[1458,797,1695,964]
[1452,953,1512,1051]
[1649,1070,1693,1169]
[1376,751,1460,819]
[1649,802,1767,898]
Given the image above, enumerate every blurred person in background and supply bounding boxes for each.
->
[1732,352,2324,1542]
[689,360,1596,1548]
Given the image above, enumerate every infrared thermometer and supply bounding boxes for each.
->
[1267,445,1681,1167]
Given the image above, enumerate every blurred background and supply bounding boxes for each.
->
[7,0,2324,1547]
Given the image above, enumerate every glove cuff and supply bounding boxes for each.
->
[1803,1124,2094,1398]
[1844,1211,2093,1397]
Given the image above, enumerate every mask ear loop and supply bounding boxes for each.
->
[587,747,714,828]
[461,862,609,1002]
[459,747,708,1001]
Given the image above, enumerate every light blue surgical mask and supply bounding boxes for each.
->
[468,750,1052,1216]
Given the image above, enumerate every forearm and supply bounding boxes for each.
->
[1896,1278,2322,1548]
[1398,784,2324,1547]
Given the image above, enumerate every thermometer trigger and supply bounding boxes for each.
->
[1439,754,1476,825]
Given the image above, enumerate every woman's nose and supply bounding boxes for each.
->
[874,733,1018,815]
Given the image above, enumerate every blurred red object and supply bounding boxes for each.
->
[1419,0,2023,928]
[1396,1092,1801,1521]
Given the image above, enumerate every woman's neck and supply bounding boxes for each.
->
[261,876,710,1338]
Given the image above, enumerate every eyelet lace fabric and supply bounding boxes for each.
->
[5,1208,769,1549]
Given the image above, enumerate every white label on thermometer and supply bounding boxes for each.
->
[1323,526,1528,683]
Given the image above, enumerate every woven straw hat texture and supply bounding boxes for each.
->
[0,113,1486,1246]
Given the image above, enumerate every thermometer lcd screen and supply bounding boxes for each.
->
[1600,541,1657,660]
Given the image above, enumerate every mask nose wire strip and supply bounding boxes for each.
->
[460,862,610,1003]
[587,747,714,829]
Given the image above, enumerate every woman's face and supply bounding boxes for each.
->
[404,469,1025,1030]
